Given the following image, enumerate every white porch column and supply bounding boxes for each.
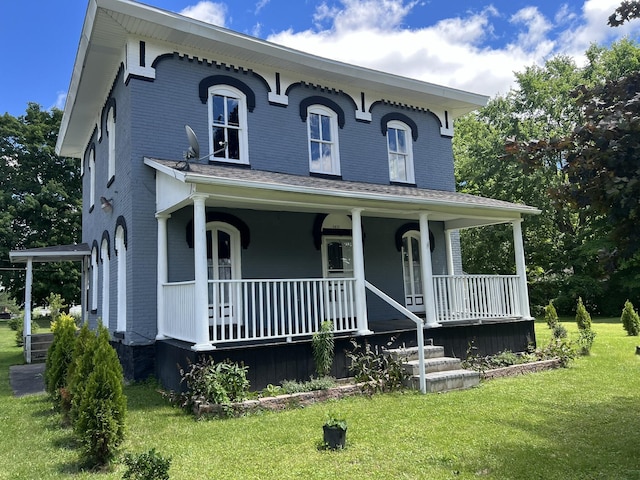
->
[192,194,211,350]
[444,229,456,276]
[351,208,371,335]
[24,258,33,364]
[419,213,439,327]
[512,218,532,318]
[156,213,170,340]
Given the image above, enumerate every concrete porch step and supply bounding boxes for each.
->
[384,344,443,362]
[409,369,480,393]
[403,356,462,376]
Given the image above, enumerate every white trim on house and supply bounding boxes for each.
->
[207,85,249,165]
[386,120,415,184]
[307,104,341,176]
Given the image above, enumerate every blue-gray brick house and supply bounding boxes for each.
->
[37,0,541,389]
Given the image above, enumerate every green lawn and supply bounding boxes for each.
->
[1,319,639,479]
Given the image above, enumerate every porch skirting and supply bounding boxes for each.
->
[155,318,536,392]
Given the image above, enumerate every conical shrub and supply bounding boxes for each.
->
[621,300,640,336]
[74,324,126,468]
[44,313,77,406]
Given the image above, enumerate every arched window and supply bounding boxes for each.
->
[115,224,127,332]
[208,85,249,164]
[89,149,96,211]
[91,245,99,312]
[401,231,423,312]
[307,105,341,175]
[101,237,110,326]
[386,120,414,183]
[106,106,116,184]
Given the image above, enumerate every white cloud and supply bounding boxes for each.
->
[180,1,227,27]
[265,0,638,99]
[52,91,67,111]
[255,0,270,15]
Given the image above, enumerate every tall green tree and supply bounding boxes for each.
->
[0,103,82,306]
[455,40,640,314]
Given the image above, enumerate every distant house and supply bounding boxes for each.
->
[11,0,539,390]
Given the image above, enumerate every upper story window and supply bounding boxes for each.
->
[308,105,340,175]
[208,85,249,164]
[106,106,116,185]
[387,120,414,184]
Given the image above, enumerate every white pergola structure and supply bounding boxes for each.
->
[9,244,90,363]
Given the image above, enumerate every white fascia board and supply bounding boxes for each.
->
[181,170,540,217]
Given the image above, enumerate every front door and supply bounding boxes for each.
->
[402,232,424,313]
[207,223,241,324]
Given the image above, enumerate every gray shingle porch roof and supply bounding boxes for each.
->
[145,158,540,227]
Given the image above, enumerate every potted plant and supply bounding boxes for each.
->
[323,414,347,450]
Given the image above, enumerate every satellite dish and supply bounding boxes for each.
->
[185,125,200,160]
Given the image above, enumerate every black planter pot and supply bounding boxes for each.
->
[323,425,347,449]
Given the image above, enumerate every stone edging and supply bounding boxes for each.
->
[194,383,365,418]
[480,358,563,380]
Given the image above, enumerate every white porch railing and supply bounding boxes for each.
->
[162,278,357,345]
[161,275,524,346]
[433,275,522,322]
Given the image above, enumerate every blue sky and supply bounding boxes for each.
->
[1,0,639,117]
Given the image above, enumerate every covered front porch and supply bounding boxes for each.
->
[146,158,539,351]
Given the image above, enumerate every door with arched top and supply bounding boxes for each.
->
[402,231,424,313]
[207,222,241,324]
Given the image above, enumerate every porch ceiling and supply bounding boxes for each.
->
[145,158,540,228]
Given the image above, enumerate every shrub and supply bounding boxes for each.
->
[46,292,66,324]
[8,315,21,331]
[13,316,39,346]
[552,323,568,339]
[311,320,334,377]
[578,328,597,356]
[74,324,126,468]
[67,323,95,425]
[122,448,171,480]
[173,357,250,410]
[347,339,409,394]
[575,297,592,331]
[279,376,336,395]
[44,313,77,405]
[621,300,640,336]
[544,300,559,329]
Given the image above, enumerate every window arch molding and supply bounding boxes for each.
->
[198,75,256,111]
[299,96,345,128]
[114,216,128,252]
[186,212,250,250]
[394,223,435,253]
[380,112,418,141]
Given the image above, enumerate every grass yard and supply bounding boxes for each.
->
[0,318,639,479]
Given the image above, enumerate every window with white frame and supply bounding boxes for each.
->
[101,238,110,326]
[387,120,414,183]
[106,106,116,184]
[91,246,98,312]
[307,105,340,175]
[89,149,96,211]
[115,225,126,332]
[208,85,249,164]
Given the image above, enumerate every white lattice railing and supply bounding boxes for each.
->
[433,275,522,322]
[162,278,357,345]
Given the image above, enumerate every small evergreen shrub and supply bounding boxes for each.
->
[552,323,568,339]
[544,300,559,329]
[74,324,126,468]
[122,449,171,480]
[347,339,409,394]
[279,376,336,394]
[45,313,77,405]
[575,297,592,331]
[577,328,597,355]
[67,323,95,425]
[8,315,21,331]
[311,320,335,377]
[15,321,39,347]
[621,300,640,336]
